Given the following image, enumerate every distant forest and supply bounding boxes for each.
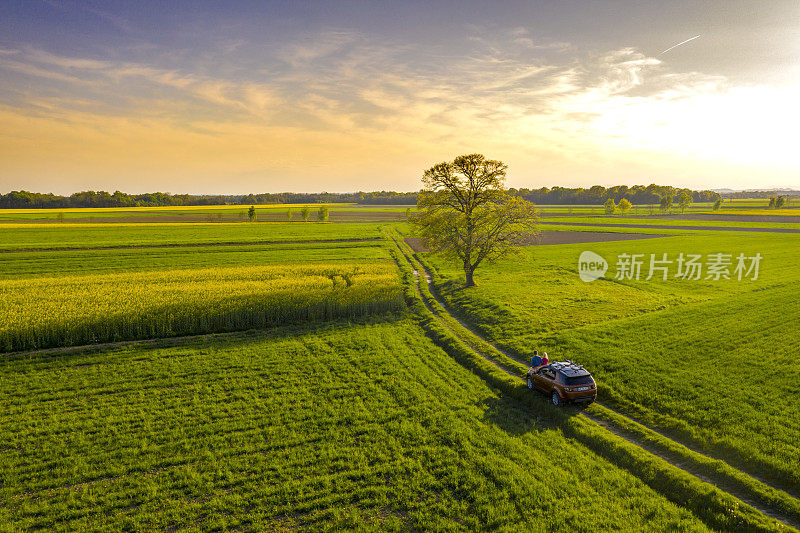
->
[719,190,800,199]
[0,185,723,209]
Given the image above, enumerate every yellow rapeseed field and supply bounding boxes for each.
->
[0,263,403,351]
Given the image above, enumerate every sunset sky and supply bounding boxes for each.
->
[1,1,799,194]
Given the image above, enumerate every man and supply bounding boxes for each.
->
[531,350,542,367]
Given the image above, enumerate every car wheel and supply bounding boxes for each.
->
[551,391,562,406]
[527,377,533,389]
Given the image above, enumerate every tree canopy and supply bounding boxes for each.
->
[659,194,674,213]
[411,154,538,287]
[677,190,693,213]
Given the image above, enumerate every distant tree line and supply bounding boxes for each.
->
[768,195,789,209]
[238,191,418,205]
[508,184,720,205]
[722,190,800,200]
[0,190,226,209]
[0,184,720,209]
[0,190,418,208]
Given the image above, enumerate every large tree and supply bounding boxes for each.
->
[411,154,538,287]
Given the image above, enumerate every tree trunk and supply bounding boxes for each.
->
[464,265,476,287]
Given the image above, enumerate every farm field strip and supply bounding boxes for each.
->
[0,263,404,352]
[0,241,391,280]
[419,232,800,485]
[580,405,800,528]
[419,229,800,516]
[585,402,800,506]
[413,264,800,529]
[0,222,385,250]
[0,237,382,254]
[711,209,800,216]
[554,285,800,492]
[541,215,800,227]
[0,212,409,225]
[388,233,800,530]
[597,213,800,223]
[539,220,800,233]
[0,203,405,215]
[0,205,412,224]
[1,320,719,531]
[539,208,800,217]
[1,203,794,224]
[536,223,797,237]
[425,232,800,332]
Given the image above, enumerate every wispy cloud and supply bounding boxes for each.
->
[278,30,363,68]
[0,27,798,193]
[0,47,281,119]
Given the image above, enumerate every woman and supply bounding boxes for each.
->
[540,353,549,366]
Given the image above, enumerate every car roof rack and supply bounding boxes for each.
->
[550,360,589,375]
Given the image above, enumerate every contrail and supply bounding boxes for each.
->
[660,35,700,55]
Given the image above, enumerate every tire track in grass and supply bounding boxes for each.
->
[590,401,800,501]
[389,233,800,531]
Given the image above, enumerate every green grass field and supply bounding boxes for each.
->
[0,319,713,531]
[0,223,403,351]
[1,209,798,530]
[0,242,389,279]
[0,200,795,225]
[539,216,800,229]
[0,222,384,250]
[0,205,411,223]
[421,230,800,492]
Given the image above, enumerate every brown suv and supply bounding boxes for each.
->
[526,361,596,406]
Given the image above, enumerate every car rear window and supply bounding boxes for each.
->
[564,375,593,386]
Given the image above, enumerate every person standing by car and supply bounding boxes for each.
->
[531,351,542,367]
[541,353,549,366]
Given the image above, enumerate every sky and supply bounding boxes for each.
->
[1,0,799,194]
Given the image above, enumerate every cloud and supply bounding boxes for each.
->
[0,48,281,118]
[0,29,798,193]
[278,30,362,67]
[26,48,111,70]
